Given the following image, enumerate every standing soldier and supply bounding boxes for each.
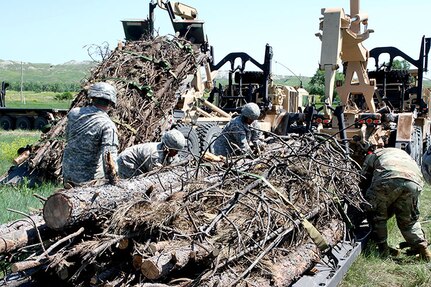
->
[62,82,119,186]
[213,102,263,156]
[117,129,186,179]
[361,147,431,261]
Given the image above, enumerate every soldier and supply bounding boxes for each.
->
[213,102,263,156]
[361,147,431,261]
[117,129,186,179]
[62,82,119,186]
[421,147,431,184]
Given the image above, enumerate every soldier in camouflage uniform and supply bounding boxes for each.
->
[62,82,119,186]
[117,129,186,179]
[421,146,431,184]
[361,147,431,261]
[213,102,263,156]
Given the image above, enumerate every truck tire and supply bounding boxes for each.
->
[424,133,431,154]
[15,116,32,130]
[174,124,200,160]
[407,127,423,165]
[415,127,423,165]
[34,117,49,131]
[197,123,222,153]
[0,115,13,130]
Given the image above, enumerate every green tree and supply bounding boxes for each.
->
[306,69,344,104]
[391,59,411,70]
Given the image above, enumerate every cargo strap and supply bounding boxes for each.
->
[243,172,330,252]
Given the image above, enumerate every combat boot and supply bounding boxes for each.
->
[377,242,400,257]
[417,245,431,262]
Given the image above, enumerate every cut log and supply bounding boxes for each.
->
[141,253,173,280]
[0,214,44,234]
[140,242,215,280]
[0,215,51,254]
[11,260,44,273]
[42,167,192,230]
[132,254,143,270]
[265,219,344,286]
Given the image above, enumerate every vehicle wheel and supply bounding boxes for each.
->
[423,133,431,154]
[174,124,200,159]
[0,115,13,130]
[197,123,222,153]
[34,117,49,131]
[15,116,32,130]
[407,127,422,165]
[415,127,423,165]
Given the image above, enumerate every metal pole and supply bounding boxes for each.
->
[20,61,25,104]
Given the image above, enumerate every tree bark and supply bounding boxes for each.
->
[0,215,51,254]
[140,241,215,280]
[42,167,192,230]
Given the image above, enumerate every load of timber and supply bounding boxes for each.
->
[0,134,366,287]
[6,35,206,183]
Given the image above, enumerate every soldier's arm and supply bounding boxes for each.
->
[146,152,164,172]
[101,125,119,178]
[250,121,263,143]
[361,153,376,177]
[359,153,376,191]
[234,129,252,152]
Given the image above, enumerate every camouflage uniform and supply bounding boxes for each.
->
[62,106,119,185]
[117,142,171,179]
[361,148,427,248]
[213,115,262,156]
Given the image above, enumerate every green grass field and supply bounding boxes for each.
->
[0,131,431,286]
[340,185,431,287]
[0,130,41,175]
[3,90,72,109]
[0,130,58,223]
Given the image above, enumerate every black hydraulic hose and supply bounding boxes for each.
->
[334,105,350,156]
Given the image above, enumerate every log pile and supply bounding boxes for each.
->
[0,134,366,287]
[25,35,205,183]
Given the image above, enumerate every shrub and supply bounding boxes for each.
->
[54,92,74,101]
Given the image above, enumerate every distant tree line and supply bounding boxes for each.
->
[6,82,81,93]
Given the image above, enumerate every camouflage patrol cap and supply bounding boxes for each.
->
[88,82,117,106]
[241,102,260,120]
[422,147,431,184]
[162,129,186,150]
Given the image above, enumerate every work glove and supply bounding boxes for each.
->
[251,141,265,156]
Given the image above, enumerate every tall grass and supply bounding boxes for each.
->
[0,130,41,175]
[0,183,56,223]
[340,184,431,287]
[0,130,59,223]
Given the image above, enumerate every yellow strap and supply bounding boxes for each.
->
[245,172,330,251]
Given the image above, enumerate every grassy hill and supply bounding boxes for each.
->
[0,59,428,92]
[0,60,95,84]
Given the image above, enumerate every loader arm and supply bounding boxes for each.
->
[317,0,376,115]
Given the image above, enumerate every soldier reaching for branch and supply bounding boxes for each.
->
[361,147,431,261]
[62,82,119,187]
[213,102,264,157]
[116,129,186,179]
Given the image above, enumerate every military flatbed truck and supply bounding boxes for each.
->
[0,81,68,131]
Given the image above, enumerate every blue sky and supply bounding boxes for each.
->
[1,0,431,77]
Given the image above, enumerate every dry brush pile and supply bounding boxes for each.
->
[0,134,366,287]
[25,35,206,183]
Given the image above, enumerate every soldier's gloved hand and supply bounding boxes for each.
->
[251,145,261,156]
[154,163,163,169]
[252,141,265,156]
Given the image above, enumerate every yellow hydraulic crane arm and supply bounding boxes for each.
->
[316,0,376,114]
[156,0,197,20]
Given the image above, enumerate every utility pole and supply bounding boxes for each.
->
[274,61,303,88]
[20,61,26,104]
